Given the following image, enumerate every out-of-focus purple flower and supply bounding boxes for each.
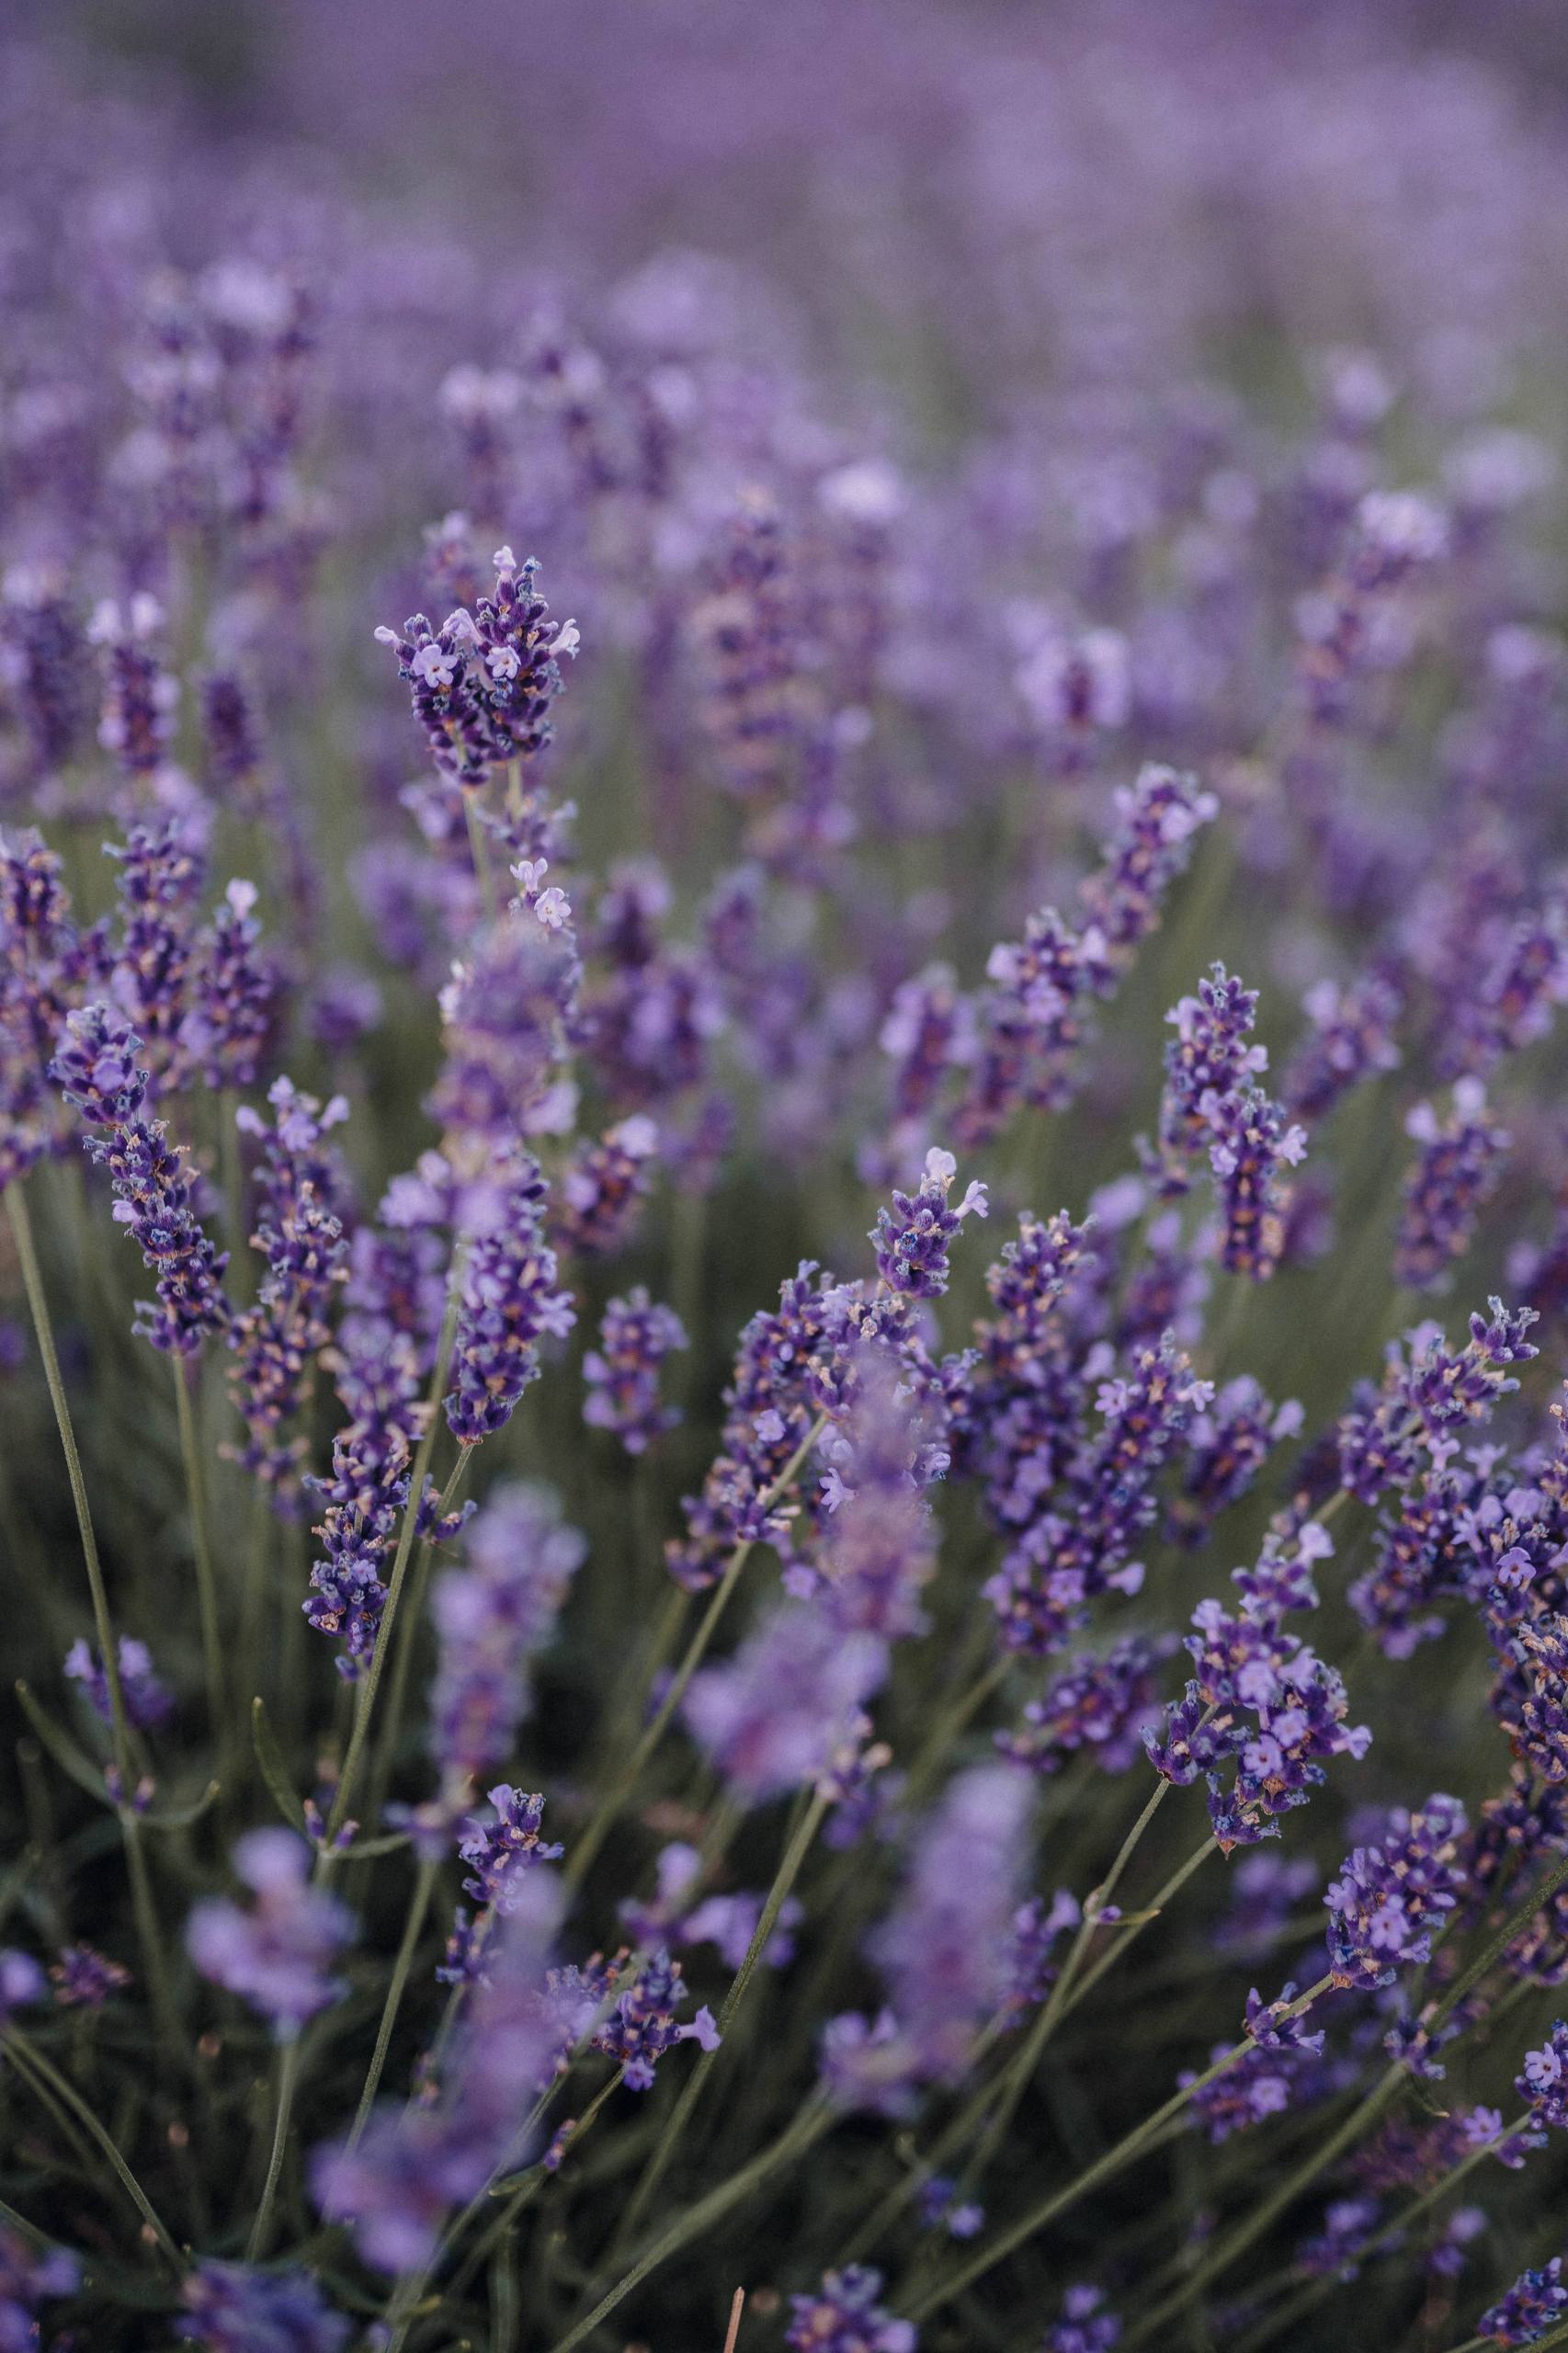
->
[1283,970,1403,1120]
[177,2261,350,2352]
[583,1288,686,1454]
[1156,962,1268,1176]
[1297,2196,1384,2281]
[1042,2283,1122,2353]
[0,1950,47,2023]
[51,1002,231,1355]
[1004,1890,1082,2015]
[557,1115,660,1256]
[313,1872,562,2273]
[916,2175,983,2239]
[1325,1795,1468,1990]
[178,879,279,1090]
[1479,2256,1568,2346]
[870,1146,987,1300]
[0,2227,78,2345]
[805,1342,942,1642]
[1170,1381,1303,1545]
[443,1154,575,1445]
[64,1634,173,1732]
[684,1602,888,1802]
[425,1483,586,1795]
[784,2266,915,2353]
[1216,1853,1321,1955]
[1443,902,1568,1082]
[863,1765,1032,2089]
[187,1829,353,2040]
[89,593,179,789]
[51,1943,130,2009]
[1395,1080,1509,1292]
[1079,765,1217,952]
[106,816,206,1074]
[431,912,579,1145]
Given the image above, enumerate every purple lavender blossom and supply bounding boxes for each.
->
[443,1154,575,1445]
[178,879,278,1090]
[0,1950,47,2023]
[583,1288,687,1454]
[1156,962,1268,1176]
[591,1947,719,2091]
[89,594,179,789]
[1206,1086,1308,1279]
[374,545,579,791]
[51,1002,231,1355]
[1395,1081,1509,1291]
[1324,1795,1468,1990]
[784,2266,915,2353]
[0,2228,78,2345]
[1479,2256,1568,2346]
[558,1115,660,1256]
[51,1942,130,2009]
[862,1764,1032,2088]
[425,1483,585,1793]
[64,1634,173,1732]
[1283,970,1403,1120]
[177,2262,350,2353]
[1517,2022,1568,2132]
[187,1830,353,2040]
[684,1603,888,1802]
[1042,2284,1122,2353]
[1000,1633,1176,1777]
[869,1146,987,1299]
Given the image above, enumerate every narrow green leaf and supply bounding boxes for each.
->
[251,1696,308,1833]
[15,1683,111,1808]
[142,1778,221,1831]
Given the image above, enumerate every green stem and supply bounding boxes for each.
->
[5,2026,181,2268]
[368,1453,474,1822]
[346,1859,439,2154]
[545,2101,833,2353]
[5,1181,185,2071]
[616,1790,829,2249]
[323,1256,466,1855]
[564,1414,828,1893]
[903,1975,1334,2325]
[464,794,498,925]
[247,2035,303,2260]
[174,1360,226,1733]
[450,2067,627,2300]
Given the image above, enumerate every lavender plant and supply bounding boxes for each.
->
[6,6,1568,2350]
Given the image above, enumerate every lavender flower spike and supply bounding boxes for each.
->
[871,1146,987,1299]
[186,1830,353,2040]
[785,2266,915,2353]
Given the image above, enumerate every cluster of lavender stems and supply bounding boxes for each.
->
[11,8,1568,2352]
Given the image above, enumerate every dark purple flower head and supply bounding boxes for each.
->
[1479,2256,1568,2347]
[51,1002,231,1356]
[453,1788,562,1923]
[1170,1381,1303,1546]
[785,2266,915,2353]
[557,1115,660,1256]
[583,1288,686,1455]
[1339,1301,1539,1503]
[591,1948,719,2091]
[444,1154,575,1445]
[64,1634,173,1732]
[51,1941,130,2009]
[1001,1633,1176,1777]
[374,544,579,790]
[1206,1086,1308,1279]
[1158,962,1267,1173]
[1325,1794,1468,1990]
[89,592,179,786]
[106,815,207,1068]
[177,2261,350,2353]
[1078,764,1216,953]
[1297,2197,1383,2282]
[178,878,279,1090]
[186,1829,353,2040]
[1395,1080,1509,1292]
[870,1146,987,1300]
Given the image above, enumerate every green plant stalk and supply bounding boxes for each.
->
[615,1788,830,2251]
[903,1975,1335,2325]
[345,1859,440,2156]
[322,1255,466,1854]
[367,1452,474,1821]
[5,1180,185,2073]
[564,1413,829,1893]
[174,1359,226,1733]
[5,2027,181,2268]
[449,2067,628,2301]
[545,2100,834,2353]
[246,2035,303,2261]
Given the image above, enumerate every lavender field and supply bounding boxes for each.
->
[7,3,1568,2347]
